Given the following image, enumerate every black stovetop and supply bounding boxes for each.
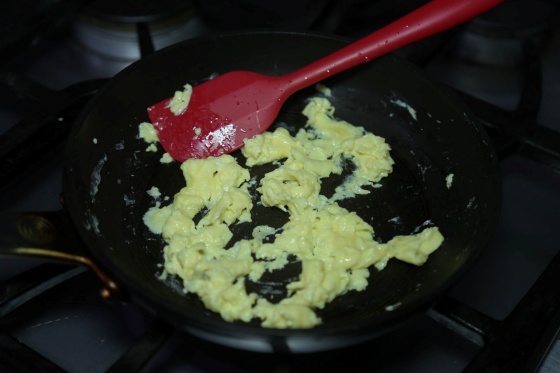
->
[1,0,560,372]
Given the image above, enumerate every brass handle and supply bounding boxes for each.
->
[0,211,120,300]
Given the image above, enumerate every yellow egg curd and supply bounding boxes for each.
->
[143,96,444,329]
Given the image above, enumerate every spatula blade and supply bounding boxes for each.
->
[147,71,287,162]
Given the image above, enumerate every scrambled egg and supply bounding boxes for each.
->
[168,83,193,115]
[138,121,159,153]
[446,173,454,189]
[143,96,444,329]
[138,122,176,163]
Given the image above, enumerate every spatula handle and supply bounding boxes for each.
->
[283,0,504,90]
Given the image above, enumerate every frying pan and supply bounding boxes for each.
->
[1,31,501,353]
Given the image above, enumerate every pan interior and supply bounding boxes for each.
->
[64,31,500,339]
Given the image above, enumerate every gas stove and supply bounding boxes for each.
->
[1,0,560,372]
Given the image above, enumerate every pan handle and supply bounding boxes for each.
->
[0,210,120,299]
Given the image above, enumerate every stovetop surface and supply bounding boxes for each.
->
[1,1,560,372]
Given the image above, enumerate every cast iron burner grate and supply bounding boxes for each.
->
[1,1,560,372]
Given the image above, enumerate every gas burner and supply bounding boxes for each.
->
[447,0,559,68]
[73,0,206,60]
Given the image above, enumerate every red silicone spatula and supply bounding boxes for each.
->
[147,0,503,162]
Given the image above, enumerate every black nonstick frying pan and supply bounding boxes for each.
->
[1,31,501,353]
